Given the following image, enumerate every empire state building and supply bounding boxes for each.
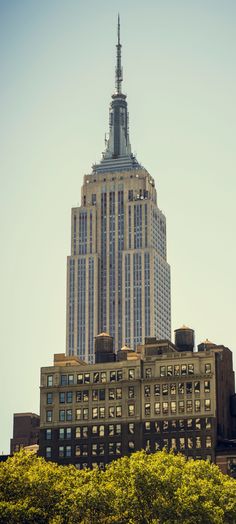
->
[66,18,171,362]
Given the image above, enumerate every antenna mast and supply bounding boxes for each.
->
[115,14,123,94]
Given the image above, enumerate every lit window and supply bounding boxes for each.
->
[195,400,201,412]
[93,372,99,383]
[83,408,89,419]
[84,373,90,384]
[109,443,115,455]
[154,402,160,415]
[116,442,122,454]
[109,389,115,400]
[194,381,200,394]
[109,406,115,418]
[144,386,150,397]
[154,384,160,396]
[162,384,168,396]
[162,402,168,414]
[145,368,152,379]
[179,437,185,450]
[205,418,211,430]
[196,436,201,448]
[92,390,98,401]
[76,408,82,420]
[160,366,166,377]
[128,441,135,451]
[174,365,180,376]
[145,421,151,432]
[178,401,184,413]
[128,423,135,434]
[92,407,98,419]
[170,401,176,414]
[128,386,134,398]
[188,364,194,375]
[110,371,116,383]
[195,418,201,430]
[101,372,107,383]
[163,420,168,431]
[204,399,211,411]
[75,445,81,456]
[116,406,122,417]
[206,436,212,448]
[77,374,83,384]
[145,403,151,416]
[181,364,187,376]
[178,383,184,395]
[204,381,210,393]
[170,384,176,396]
[205,363,211,375]
[99,407,105,418]
[128,404,135,416]
[171,438,176,449]
[167,365,173,376]
[186,400,192,412]
[116,388,122,400]
[128,369,135,380]
[188,437,193,449]
[187,419,193,430]
[117,370,123,381]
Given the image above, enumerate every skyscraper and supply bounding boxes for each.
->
[66,17,171,362]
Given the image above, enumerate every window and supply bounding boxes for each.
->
[154,384,160,396]
[59,446,64,457]
[66,392,73,403]
[68,374,74,385]
[76,408,82,420]
[196,436,201,448]
[109,406,115,418]
[116,442,122,454]
[46,410,52,422]
[92,425,98,436]
[195,400,201,412]
[145,368,152,379]
[206,436,212,448]
[204,381,210,393]
[145,440,151,452]
[145,421,151,432]
[170,401,177,414]
[186,400,192,412]
[92,407,98,419]
[82,444,88,456]
[47,393,53,404]
[45,429,52,440]
[59,392,65,404]
[170,384,176,396]
[144,386,150,397]
[155,441,161,450]
[160,366,166,377]
[47,375,53,387]
[155,421,160,433]
[195,418,201,430]
[145,403,151,416]
[163,420,168,431]
[59,428,65,439]
[178,401,184,413]
[99,425,105,436]
[128,369,135,380]
[110,371,116,382]
[98,443,105,455]
[188,437,193,449]
[82,390,89,402]
[205,418,211,430]
[171,438,176,449]
[109,443,115,455]
[128,386,134,398]
[194,381,200,394]
[162,384,168,396]
[66,409,72,421]
[92,390,98,401]
[101,372,107,383]
[83,408,89,419]
[108,424,114,436]
[162,402,168,414]
[179,419,184,431]
[128,404,135,416]
[178,383,184,395]
[65,428,71,439]
[75,445,81,457]
[179,437,185,450]
[93,372,99,383]
[84,373,90,384]
[174,365,180,376]
[188,364,194,375]
[128,423,135,434]
[109,389,115,400]
[82,426,88,438]
[171,420,177,429]
[116,388,122,400]
[116,406,122,417]
[65,446,72,457]
[205,363,211,375]
[186,382,192,394]
[128,441,135,451]
[117,370,123,381]
[45,446,51,458]
[99,407,105,418]
[75,427,81,438]
[205,399,211,411]
[99,389,105,401]
[167,365,173,376]
[61,375,68,386]
[92,443,98,456]
[77,374,83,384]
[181,364,187,376]
[187,419,193,430]
[154,402,160,415]
[76,391,82,402]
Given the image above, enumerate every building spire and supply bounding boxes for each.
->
[115,14,123,94]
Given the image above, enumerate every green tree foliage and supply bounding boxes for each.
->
[0,449,235,523]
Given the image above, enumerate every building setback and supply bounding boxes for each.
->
[66,17,171,362]
[39,328,236,470]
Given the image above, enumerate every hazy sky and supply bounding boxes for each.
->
[1,0,236,454]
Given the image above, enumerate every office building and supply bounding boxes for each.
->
[66,17,171,362]
[39,327,236,469]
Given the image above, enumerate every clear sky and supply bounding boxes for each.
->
[1,0,236,454]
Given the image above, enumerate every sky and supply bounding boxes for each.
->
[1,0,236,454]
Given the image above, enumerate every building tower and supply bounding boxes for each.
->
[66,17,171,362]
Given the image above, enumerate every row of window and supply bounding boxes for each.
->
[45,434,213,460]
[46,362,212,387]
[46,380,211,406]
[46,398,212,423]
[44,417,212,441]
[144,399,211,416]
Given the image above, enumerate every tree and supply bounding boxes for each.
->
[0,449,236,523]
